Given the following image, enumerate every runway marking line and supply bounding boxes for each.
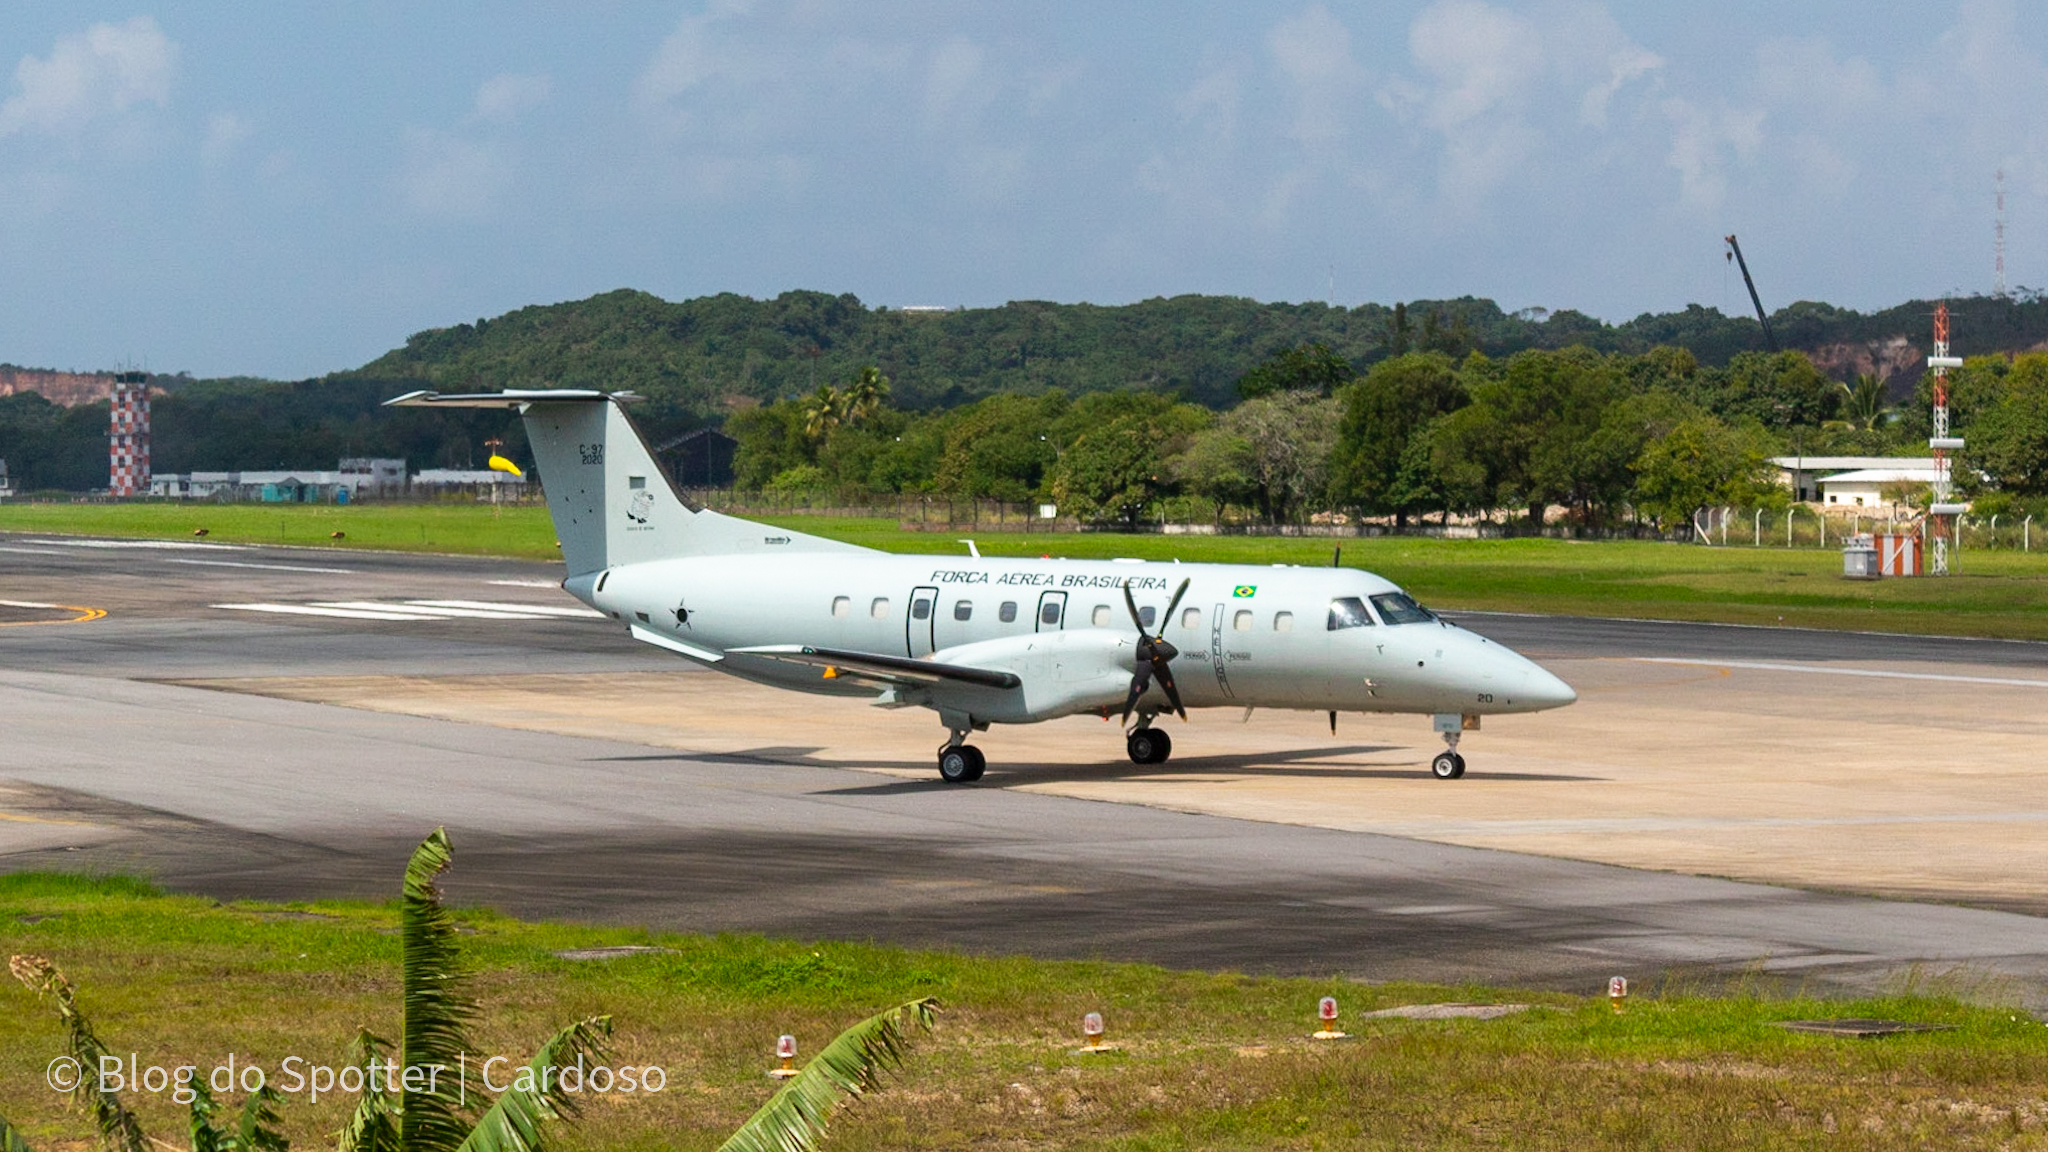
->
[0,600,106,627]
[1636,656,2048,690]
[213,603,445,622]
[166,558,356,574]
[212,599,601,622]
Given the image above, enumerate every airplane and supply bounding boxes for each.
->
[387,388,1577,783]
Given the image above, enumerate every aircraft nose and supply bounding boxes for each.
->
[1521,664,1577,709]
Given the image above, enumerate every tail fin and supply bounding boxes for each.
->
[385,389,867,576]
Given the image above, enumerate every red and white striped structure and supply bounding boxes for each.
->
[1927,304,1966,575]
[109,371,150,496]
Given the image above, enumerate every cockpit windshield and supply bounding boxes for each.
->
[1326,596,1374,630]
[1369,591,1436,625]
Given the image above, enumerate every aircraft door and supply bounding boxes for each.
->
[907,585,938,656]
[1034,590,1068,632]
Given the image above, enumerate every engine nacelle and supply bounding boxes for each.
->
[929,629,1135,723]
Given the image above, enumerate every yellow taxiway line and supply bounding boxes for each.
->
[0,599,108,627]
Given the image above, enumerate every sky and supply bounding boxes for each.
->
[2,1,2045,379]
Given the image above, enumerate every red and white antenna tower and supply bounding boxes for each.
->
[1996,170,2008,299]
[1927,304,1965,575]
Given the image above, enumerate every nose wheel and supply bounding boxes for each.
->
[1431,728,1467,779]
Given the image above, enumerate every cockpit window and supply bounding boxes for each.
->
[1369,591,1436,625]
[1327,597,1373,630]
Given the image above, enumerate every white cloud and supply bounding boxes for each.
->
[1267,5,1364,154]
[635,0,760,110]
[200,111,249,163]
[923,37,985,130]
[1662,97,1762,212]
[475,72,551,123]
[395,128,505,219]
[1372,0,1665,209]
[0,16,176,137]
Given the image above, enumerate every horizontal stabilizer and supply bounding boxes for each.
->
[384,389,639,409]
[729,645,1022,690]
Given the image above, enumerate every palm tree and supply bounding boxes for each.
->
[841,367,891,426]
[7,829,937,1152]
[801,384,846,442]
[1837,373,1888,432]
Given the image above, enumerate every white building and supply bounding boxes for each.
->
[1771,456,1934,503]
[1817,466,1944,510]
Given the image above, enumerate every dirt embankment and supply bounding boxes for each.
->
[0,366,114,406]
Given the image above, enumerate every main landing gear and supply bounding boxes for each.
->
[937,742,985,783]
[1126,725,1172,765]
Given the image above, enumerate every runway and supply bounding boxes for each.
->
[5,531,2048,1003]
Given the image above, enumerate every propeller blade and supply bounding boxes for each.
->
[1160,577,1192,629]
[1122,579,1145,633]
[1120,658,1154,724]
[1154,657,1187,720]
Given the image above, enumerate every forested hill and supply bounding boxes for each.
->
[345,288,2048,414]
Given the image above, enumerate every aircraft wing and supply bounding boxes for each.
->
[726,645,1022,690]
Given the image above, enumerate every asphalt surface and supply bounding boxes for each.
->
[6,531,2048,1000]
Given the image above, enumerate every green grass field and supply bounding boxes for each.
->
[4,871,2044,1151]
[8,502,2048,639]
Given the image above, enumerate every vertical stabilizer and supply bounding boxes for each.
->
[384,389,868,575]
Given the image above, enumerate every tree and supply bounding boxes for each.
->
[1047,394,1208,525]
[1836,373,1888,431]
[1430,347,1633,527]
[1327,352,1467,526]
[1965,353,2048,495]
[1705,351,1837,429]
[1234,342,1354,400]
[1630,414,1781,532]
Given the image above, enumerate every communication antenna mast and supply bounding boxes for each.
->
[1927,302,1966,576]
[1995,169,2008,299]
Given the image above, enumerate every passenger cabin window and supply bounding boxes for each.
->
[1040,600,1062,626]
[954,600,973,621]
[911,596,932,621]
[1233,610,1253,631]
[1370,592,1436,625]
[1181,607,1202,630]
[831,596,851,618]
[1327,596,1373,630]
[1138,606,1156,629]
[1273,611,1294,632]
[1092,605,1112,626]
[871,597,890,619]
[1000,601,1018,623]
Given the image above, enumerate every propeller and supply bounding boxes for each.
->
[1120,576,1192,725]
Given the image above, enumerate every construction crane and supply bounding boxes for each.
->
[1723,234,1778,352]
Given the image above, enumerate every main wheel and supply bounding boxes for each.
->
[1431,751,1461,780]
[1450,752,1466,779]
[939,745,984,783]
[1127,728,1172,764]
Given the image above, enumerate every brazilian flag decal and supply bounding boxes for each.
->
[1232,585,1257,598]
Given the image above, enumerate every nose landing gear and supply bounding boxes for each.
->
[1430,717,1468,779]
